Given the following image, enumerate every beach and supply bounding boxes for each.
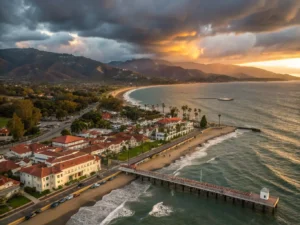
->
[21,126,235,225]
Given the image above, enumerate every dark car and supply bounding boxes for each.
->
[25,213,36,220]
[108,177,115,181]
[50,202,60,208]
[77,183,84,188]
[99,180,107,185]
[59,198,67,203]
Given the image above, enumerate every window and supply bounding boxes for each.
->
[46,177,49,180]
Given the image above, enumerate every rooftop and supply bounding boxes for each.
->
[52,135,85,144]
[157,117,181,125]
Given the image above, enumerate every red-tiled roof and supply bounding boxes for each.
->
[157,117,181,124]
[20,164,59,178]
[133,134,148,142]
[45,151,87,164]
[0,176,20,186]
[52,135,85,144]
[0,160,20,173]
[21,154,98,178]
[0,128,9,135]
[10,143,48,155]
[102,112,112,120]
[80,143,109,154]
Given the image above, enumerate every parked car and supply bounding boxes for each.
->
[77,183,84,188]
[66,194,74,200]
[99,180,107,185]
[50,202,60,208]
[108,177,115,181]
[34,209,42,214]
[74,193,80,198]
[59,198,67,203]
[90,183,100,189]
[25,213,36,220]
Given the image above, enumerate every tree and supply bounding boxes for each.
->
[162,103,166,115]
[198,108,202,121]
[31,108,42,126]
[188,108,192,120]
[7,113,24,140]
[71,119,88,133]
[200,115,208,128]
[56,109,68,121]
[15,100,33,121]
[61,129,71,136]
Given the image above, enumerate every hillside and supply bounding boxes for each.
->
[0,48,166,84]
[109,59,237,82]
[173,62,297,80]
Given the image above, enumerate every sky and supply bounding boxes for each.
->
[1,0,300,76]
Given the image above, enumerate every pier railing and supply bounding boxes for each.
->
[119,167,279,208]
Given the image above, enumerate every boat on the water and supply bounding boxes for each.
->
[218,98,234,101]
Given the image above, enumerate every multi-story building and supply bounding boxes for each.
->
[20,152,100,192]
[154,117,194,141]
[0,176,20,200]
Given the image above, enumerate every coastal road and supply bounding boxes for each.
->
[0,103,98,155]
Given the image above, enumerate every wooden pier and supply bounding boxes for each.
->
[119,167,279,213]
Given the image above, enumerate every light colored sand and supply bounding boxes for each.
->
[22,126,236,225]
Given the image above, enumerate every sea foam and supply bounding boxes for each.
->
[149,202,173,217]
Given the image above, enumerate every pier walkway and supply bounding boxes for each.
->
[119,167,279,211]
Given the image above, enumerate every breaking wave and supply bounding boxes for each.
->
[149,202,173,217]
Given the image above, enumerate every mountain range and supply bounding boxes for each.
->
[0,48,298,84]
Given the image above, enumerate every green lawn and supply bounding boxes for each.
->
[0,205,10,215]
[118,141,163,161]
[25,189,50,198]
[0,117,9,127]
[6,195,30,209]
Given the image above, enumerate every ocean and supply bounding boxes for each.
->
[68,82,300,225]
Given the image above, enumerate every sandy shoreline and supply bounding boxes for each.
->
[22,126,236,225]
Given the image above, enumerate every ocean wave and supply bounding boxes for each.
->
[162,130,246,175]
[149,202,173,217]
[123,89,141,106]
[67,181,150,225]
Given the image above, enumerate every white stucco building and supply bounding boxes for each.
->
[154,118,194,141]
[20,152,100,192]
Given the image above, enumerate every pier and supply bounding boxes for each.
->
[119,167,279,213]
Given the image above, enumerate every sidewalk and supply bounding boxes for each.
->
[22,191,40,204]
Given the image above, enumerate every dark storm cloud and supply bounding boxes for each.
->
[0,0,300,62]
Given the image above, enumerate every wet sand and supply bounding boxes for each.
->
[22,126,236,225]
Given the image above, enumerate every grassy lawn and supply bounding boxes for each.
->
[118,141,163,161]
[6,195,31,209]
[0,205,10,215]
[0,117,9,127]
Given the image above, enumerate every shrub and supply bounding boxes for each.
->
[90,171,96,176]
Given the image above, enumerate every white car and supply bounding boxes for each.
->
[66,194,73,200]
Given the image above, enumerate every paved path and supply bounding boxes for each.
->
[22,192,40,204]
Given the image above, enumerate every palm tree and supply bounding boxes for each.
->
[188,108,192,120]
[162,103,166,115]
[144,104,147,110]
[198,108,202,121]
[156,104,159,111]
[152,104,155,111]
[218,114,221,127]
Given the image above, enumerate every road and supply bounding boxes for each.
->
[0,129,202,224]
[0,103,98,155]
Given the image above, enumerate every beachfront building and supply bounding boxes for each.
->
[80,143,109,156]
[52,135,88,150]
[77,129,113,139]
[20,152,100,192]
[0,176,21,200]
[154,117,194,141]
[0,128,12,142]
